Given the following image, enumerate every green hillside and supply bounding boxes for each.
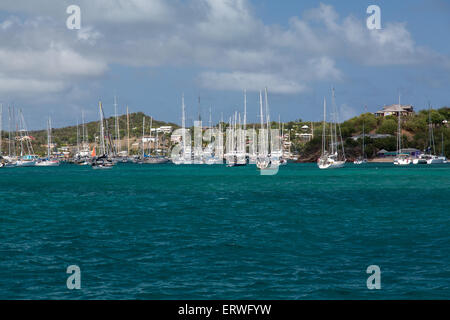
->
[293,107,450,161]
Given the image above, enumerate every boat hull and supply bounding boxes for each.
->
[15,160,36,167]
[35,160,60,167]
[318,161,346,169]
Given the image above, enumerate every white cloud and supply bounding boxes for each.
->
[199,71,308,94]
[0,0,448,100]
[0,74,67,94]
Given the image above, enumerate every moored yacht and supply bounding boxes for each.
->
[317,89,346,170]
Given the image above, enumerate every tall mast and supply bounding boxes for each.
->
[264,87,270,152]
[114,96,120,155]
[81,110,85,145]
[142,116,145,158]
[259,90,265,155]
[198,96,201,121]
[8,106,11,157]
[0,103,2,156]
[182,94,186,157]
[19,110,24,157]
[363,106,366,158]
[155,128,159,155]
[76,119,80,154]
[244,89,247,131]
[322,97,327,155]
[47,117,51,159]
[209,106,212,143]
[149,116,153,155]
[126,106,130,156]
[99,101,106,156]
[397,93,402,155]
[13,106,16,157]
[331,88,336,155]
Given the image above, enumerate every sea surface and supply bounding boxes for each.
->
[0,163,449,299]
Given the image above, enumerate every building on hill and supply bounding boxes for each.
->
[377,148,421,158]
[375,104,414,117]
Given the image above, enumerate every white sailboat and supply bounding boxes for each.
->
[36,117,60,166]
[16,109,37,167]
[317,89,346,169]
[413,104,447,165]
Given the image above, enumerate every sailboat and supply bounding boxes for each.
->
[36,117,60,166]
[317,90,346,169]
[92,101,115,169]
[15,109,37,167]
[413,104,446,165]
[226,106,247,168]
[139,116,169,164]
[354,107,368,164]
[74,110,91,165]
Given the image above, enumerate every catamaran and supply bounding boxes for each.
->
[317,89,346,169]
[413,104,447,165]
[36,117,60,166]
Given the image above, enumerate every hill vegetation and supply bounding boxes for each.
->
[292,107,450,161]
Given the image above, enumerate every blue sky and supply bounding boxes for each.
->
[0,0,449,129]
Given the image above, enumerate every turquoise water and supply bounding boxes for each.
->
[0,163,449,299]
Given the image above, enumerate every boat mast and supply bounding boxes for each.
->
[244,89,247,131]
[114,96,120,156]
[99,101,106,156]
[209,107,212,144]
[259,90,265,156]
[76,119,80,154]
[0,103,2,156]
[142,116,145,158]
[126,106,130,156]
[362,106,366,158]
[47,118,50,159]
[322,97,326,156]
[149,116,153,155]
[331,88,336,156]
[8,106,11,157]
[264,88,270,154]
[428,102,436,155]
[397,94,401,155]
[182,94,186,160]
